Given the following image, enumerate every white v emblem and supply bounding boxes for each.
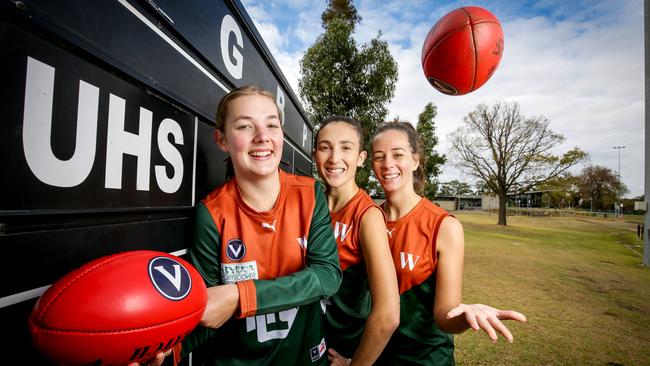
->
[229,244,242,258]
[154,264,182,291]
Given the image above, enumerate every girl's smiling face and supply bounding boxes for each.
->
[372,129,419,194]
[216,94,283,180]
[314,121,366,189]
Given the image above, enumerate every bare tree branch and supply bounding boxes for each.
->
[449,101,588,225]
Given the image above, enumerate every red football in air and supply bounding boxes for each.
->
[422,6,504,95]
[28,250,207,366]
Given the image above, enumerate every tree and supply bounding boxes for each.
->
[577,165,628,211]
[300,1,398,191]
[416,103,446,200]
[533,174,581,209]
[474,180,494,195]
[321,0,360,29]
[449,101,588,225]
[438,180,473,197]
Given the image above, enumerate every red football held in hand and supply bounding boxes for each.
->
[422,6,504,95]
[29,250,207,366]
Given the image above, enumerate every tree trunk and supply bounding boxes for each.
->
[498,193,508,225]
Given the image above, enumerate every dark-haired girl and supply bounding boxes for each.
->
[314,117,399,366]
[371,121,526,366]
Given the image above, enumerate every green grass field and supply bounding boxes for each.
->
[624,214,645,225]
[452,212,650,365]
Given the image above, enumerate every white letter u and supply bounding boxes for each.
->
[23,57,98,187]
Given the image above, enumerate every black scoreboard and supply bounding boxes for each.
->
[0,0,312,364]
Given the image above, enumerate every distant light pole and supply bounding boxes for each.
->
[612,146,626,217]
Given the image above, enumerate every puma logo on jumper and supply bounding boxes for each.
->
[387,228,396,238]
[261,220,276,232]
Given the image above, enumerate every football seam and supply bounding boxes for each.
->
[36,251,145,323]
[426,23,470,56]
[470,19,499,25]
[424,19,499,71]
[461,7,478,92]
[31,305,206,335]
[425,13,498,55]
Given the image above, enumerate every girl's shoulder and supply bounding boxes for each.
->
[420,197,450,216]
[283,170,316,188]
[334,189,378,219]
[202,179,236,206]
[394,198,449,228]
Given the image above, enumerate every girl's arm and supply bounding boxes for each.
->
[195,182,342,326]
[347,207,400,366]
[433,216,526,342]
[237,182,342,317]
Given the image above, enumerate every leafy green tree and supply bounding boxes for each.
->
[577,165,627,211]
[438,180,473,197]
[415,103,445,199]
[300,1,398,191]
[474,180,494,195]
[449,101,588,225]
[533,174,581,209]
[321,0,360,29]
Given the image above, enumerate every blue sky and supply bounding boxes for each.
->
[242,0,644,199]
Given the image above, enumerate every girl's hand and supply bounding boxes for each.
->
[327,348,351,366]
[446,303,527,343]
[200,284,240,329]
[127,349,169,366]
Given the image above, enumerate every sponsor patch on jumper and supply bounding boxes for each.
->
[310,338,326,362]
[221,260,258,283]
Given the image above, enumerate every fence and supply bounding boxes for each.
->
[491,207,641,220]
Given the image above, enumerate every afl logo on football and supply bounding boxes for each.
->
[428,77,457,95]
[226,239,246,261]
[148,256,192,301]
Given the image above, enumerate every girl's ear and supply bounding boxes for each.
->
[412,153,420,171]
[215,130,228,152]
[357,150,367,167]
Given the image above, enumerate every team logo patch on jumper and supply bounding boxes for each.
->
[310,338,326,362]
[400,252,420,271]
[148,256,192,300]
[226,238,246,261]
[221,261,258,284]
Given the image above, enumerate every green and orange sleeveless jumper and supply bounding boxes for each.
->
[323,189,382,358]
[181,170,342,365]
[376,198,454,366]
